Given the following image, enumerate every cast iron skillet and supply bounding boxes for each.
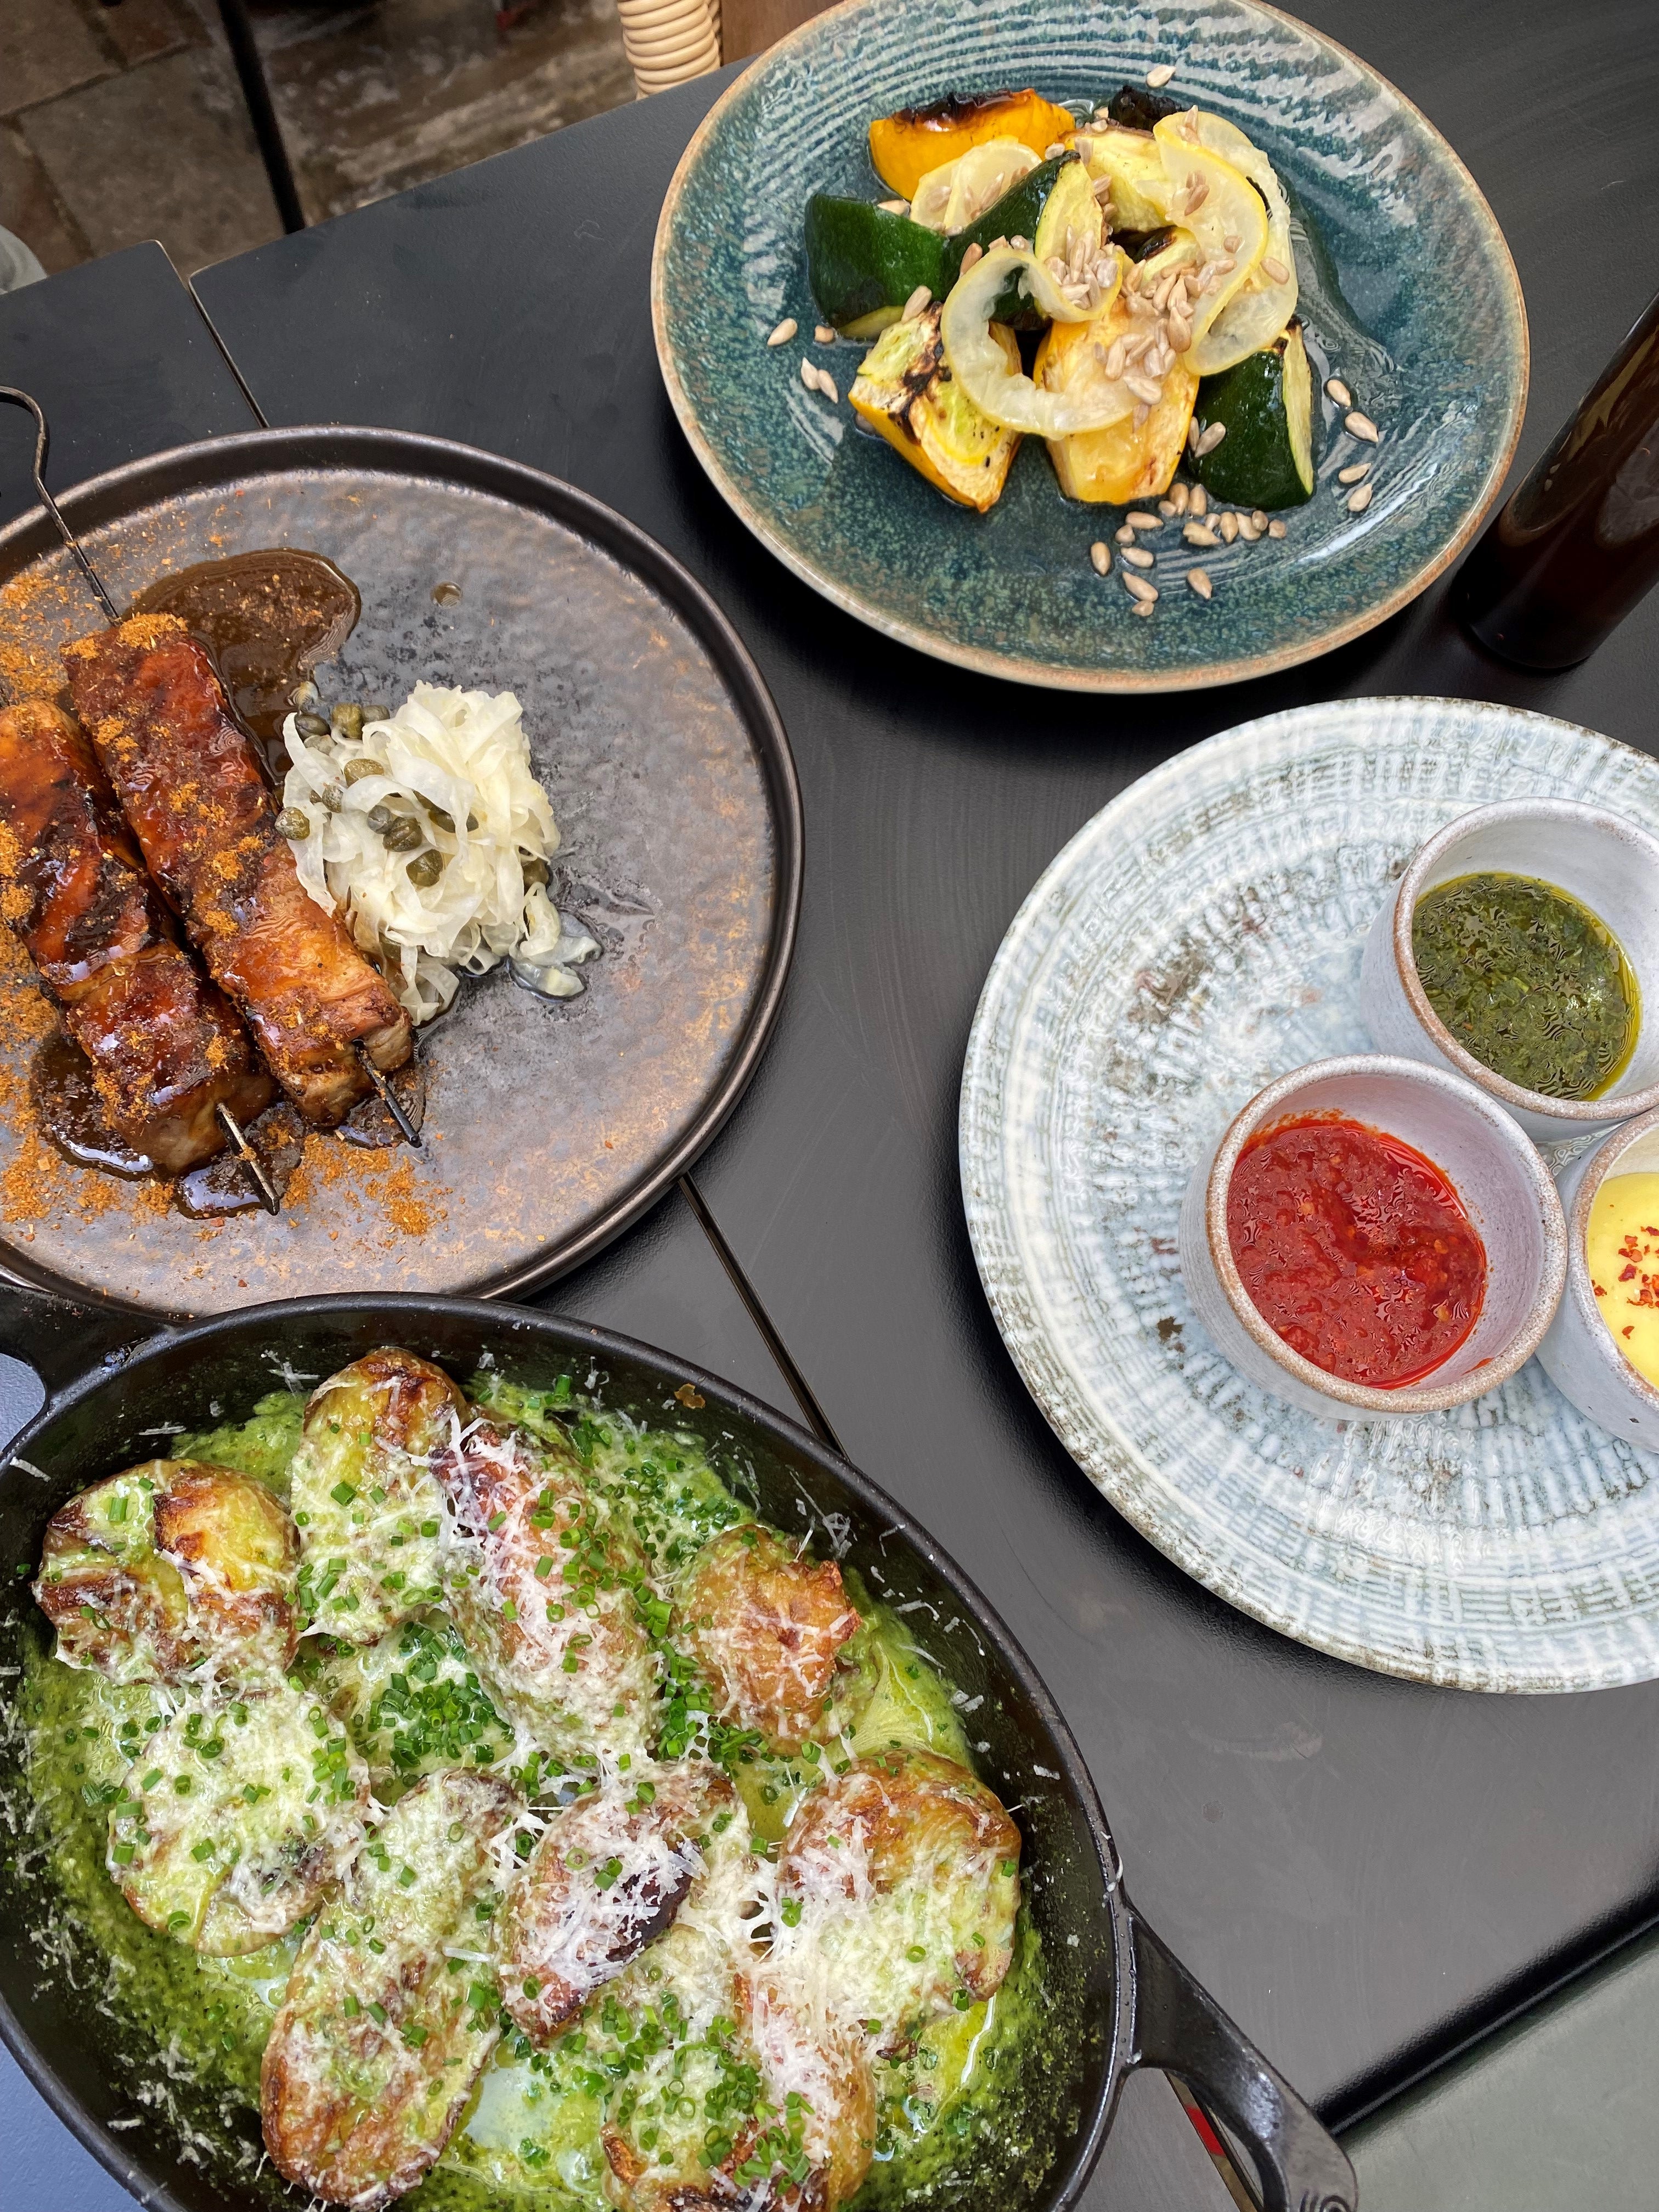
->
[0,1288,1355,2212]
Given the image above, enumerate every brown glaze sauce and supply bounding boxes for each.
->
[30,1031,153,1180]
[128,548,360,772]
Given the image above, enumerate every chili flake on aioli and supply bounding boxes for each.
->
[1226,1113,1487,1387]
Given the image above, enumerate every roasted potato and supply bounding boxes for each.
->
[35,1459,298,1686]
[109,1684,369,1953]
[289,1350,464,1644]
[774,1748,1020,2034]
[261,1768,521,2209]
[499,1760,735,2044]
[675,1525,860,1753]
[741,1968,878,2209]
[436,1413,657,1763]
[315,1610,516,1794]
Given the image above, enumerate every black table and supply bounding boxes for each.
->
[6,0,1659,2199]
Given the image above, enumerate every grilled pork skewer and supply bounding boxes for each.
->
[66,614,411,1125]
[0,698,273,1172]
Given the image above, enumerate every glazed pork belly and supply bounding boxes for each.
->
[0,697,272,1171]
[66,614,411,1125]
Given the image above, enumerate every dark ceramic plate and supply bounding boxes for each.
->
[652,0,1528,692]
[0,427,799,1315]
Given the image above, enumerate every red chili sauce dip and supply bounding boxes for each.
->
[1225,1112,1487,1387]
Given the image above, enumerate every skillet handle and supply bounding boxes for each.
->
[1128,1904,1356,2212]
[0,1278,169,1412]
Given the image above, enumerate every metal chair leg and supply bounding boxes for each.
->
[213,0,306,234]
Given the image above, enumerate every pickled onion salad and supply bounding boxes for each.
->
[278,684,599,1023]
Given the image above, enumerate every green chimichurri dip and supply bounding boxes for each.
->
[1412,870,1639,1099]
[8,1371,1074,2212]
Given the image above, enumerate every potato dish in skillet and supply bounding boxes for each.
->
[17,1351,1047,2211]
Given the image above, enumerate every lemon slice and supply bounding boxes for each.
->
[1181,111,1298,372]
[939,245,1127,435]
[910,139,1040,234]
[1152,117,1266,355]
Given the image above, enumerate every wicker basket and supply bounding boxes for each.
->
[617,0,721,95]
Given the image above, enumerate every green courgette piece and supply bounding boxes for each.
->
[805,195,952,337]
[1190,320,1317,509]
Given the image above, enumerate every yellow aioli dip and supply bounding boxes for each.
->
[1587,1172,1659,1386]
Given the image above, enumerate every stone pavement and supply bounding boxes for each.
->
[0,0,632,279]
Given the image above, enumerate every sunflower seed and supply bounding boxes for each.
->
[814,324,837,345]
[1189,483,1209,516]
[1126,511,1163,530]
[1183,521,1218,548]
[1345,409,1380,442]
[1187,567,1213,599]
[1090,541,1112,576]
[1122,545,1156,569]
[1261,256,1291,285]
[1131,597,1156,618]
[1132,401,1150,426]
[1115,523,1137,544]
[800,358,820,392]
[1158,498,1178,517]
[1187,417,1203,454]
[768,318,798,347]
[1325,377,1351,406]
[878,199,910,216]
[1237,515,1262,541]
[1092,176,1114,202]
[986,235,1009,253]
[1103,337,1130,380]
[1268,518,1287,537]
[1167,313,1192,353]
[1251,510,1268,532]
[1196,422,1227,456]
[1147,61,1177,87]
[1218,510,1239,543]
[1223,233,1241,252]
[1170,481,1190,514]
[1347,482,1375,513]
[1154,270,1180,313]
[960,241,984,271]
[818,370,839,404]
[1045,142,1069,158]
[1123,572,1159,603]
[1010,234,1031,251]
[1126,372,1165,404]
[1338,460,1372,484]
[1184,174,1208,212]
[1046,254,1068,280]
[902,284,932,321]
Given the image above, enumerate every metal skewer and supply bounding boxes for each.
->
[0,388,120,623]
[357,1044,422,1147]
[1,386,285,1214]
[216,1103,281,1214]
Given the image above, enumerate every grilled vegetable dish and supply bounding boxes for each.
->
[795,79,1381,611]
[15,1350,1049,2210]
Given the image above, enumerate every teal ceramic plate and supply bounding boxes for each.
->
[652,0,1527,692]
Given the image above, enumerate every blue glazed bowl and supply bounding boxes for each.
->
[652,0,1527,692]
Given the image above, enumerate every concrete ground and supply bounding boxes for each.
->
[0,0,633,279]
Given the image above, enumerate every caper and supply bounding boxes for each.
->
[318,782,345,813]
[342,758,380,785]
[382,816,424,853]
[406,849,444,889]
[295,711,330,738]
[362,703,390,726]
[289,680,319,708]
[421,799,456,834]
[331,704,364,742]
[521,856,550,888]
[466,814,479,832]
[365,803,394,834]
[276,806,311,840]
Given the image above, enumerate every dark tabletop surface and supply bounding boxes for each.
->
[5,0,1659,2203]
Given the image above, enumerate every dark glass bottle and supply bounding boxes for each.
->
[1457,290,1659,668]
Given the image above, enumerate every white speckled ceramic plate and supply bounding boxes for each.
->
[961,698,1659,1692]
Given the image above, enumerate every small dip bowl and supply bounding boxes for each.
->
[1359,798,1659,1143]
[1178,1054,1567,1422]
[1538,1103,1659,1445]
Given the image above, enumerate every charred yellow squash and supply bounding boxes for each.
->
[869,89,1077,201]
[850,307,1022,511]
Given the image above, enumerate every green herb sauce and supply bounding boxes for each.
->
[9,1375,1063,2211]
[1413,870,1639,1098]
